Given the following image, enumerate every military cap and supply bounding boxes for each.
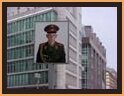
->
[44,24,59,33]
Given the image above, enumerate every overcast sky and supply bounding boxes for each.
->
[82,7,117,71]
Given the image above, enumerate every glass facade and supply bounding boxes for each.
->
[7,10,57,88]
[7,11,57,34]
[7,45,34,60]
[7,60,48,73]
[81,44,89,88]
[7,71,48,87]
[7,30,34,47]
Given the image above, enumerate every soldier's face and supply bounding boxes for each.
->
[46,33,57,42]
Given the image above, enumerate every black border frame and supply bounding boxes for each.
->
[2,2,122,94]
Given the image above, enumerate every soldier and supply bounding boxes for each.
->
[36,24,66,63]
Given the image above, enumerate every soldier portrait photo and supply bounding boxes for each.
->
[36,24,66,63]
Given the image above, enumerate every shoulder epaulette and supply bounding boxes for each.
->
[40,42,46,48]
[56,42,64,46]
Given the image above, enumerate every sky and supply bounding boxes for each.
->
[82,7,117,71]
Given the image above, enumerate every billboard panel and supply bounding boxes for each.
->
[34,21,69,64]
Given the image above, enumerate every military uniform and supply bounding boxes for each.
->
[36,24,66,63]
[36,42,65,63]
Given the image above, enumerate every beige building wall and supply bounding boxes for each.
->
[106,68,117,89]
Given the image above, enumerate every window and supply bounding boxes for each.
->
[20,20,24,31]
[11,36,14,46]
[7,24,10,34]
[23,32,26,44]
[13,22,15,33]
[42,14,46,21]
[26,32,29,43]
[44,71,48,83]
[29,73,36,84]
[7,37,10,47]
[31,30,34,42]
[19,75,22,86]
[16,21,19,32]
[24,74,28,85]
[30,17,33,28]
[26,18,30,29]
[19,20,22,31]
[82,79,86,84]
[7,76,10,87]
[11,75,15,86]
[25,31,34,43]
[14,75,17,86]
[14,22,17,32]
[11,23,14,33]
[46,13,51,21]
[28,17,32,28]
[82,59,88,65]
[35,15,41,21]
[7,63,11,73]
[7,50,11,60]
[51,11,57,21]
[9,76,12,86]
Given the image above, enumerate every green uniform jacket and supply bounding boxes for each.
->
[36,42,66,63]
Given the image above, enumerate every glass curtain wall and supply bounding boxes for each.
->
[7,10,57,88]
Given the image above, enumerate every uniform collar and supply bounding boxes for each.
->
[46,41,57,47]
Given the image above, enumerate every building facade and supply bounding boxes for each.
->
[7,7,83,89]
[106,68,117,89]
[81,26,106,89]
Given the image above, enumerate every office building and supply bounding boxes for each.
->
[106,67,117,89]
[7,7,83,89]
[81,26,106,89]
